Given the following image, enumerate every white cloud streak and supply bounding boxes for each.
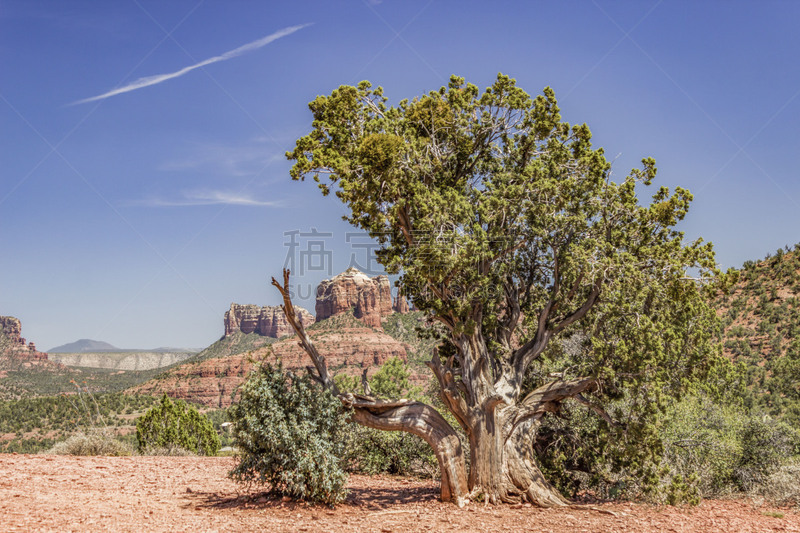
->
[137,190,282,207]
[158,139,285,177]
[72,23,311,105]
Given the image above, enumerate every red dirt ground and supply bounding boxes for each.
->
[1,454,798,532]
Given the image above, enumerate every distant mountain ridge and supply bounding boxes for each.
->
[48,339,200,354]
[48,339,118,353]
[48,352,196,371]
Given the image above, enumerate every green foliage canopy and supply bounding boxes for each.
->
[289,72,723,404]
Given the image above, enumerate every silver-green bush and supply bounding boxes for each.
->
[228,362,349,505]
[46,429,133,456]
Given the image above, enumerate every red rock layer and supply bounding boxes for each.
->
[393,293,410,314]
[130,326,410,408]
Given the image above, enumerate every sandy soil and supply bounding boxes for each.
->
[0,454,798,532]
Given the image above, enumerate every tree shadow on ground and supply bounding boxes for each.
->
[345,485,439,510]
[185,484,440,512]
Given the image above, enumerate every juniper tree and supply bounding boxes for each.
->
[136,394,219,456]
[276,74,726,506]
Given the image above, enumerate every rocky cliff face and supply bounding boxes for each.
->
[0,316,47,360]
[224,304,314,338]
[315,267,394,328]
[131,269,412,407]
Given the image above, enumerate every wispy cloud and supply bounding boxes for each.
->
[159,137,285,177]
[71,23,312,105]
[136,190,282,207]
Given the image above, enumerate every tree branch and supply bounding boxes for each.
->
[510,280,601,381]
[349,401,469,506]
[519,377,599,410]
[553,283,601,335]
[503,377,601,440]
[574,393,615,426]
[427,347,471,430]
[271,269,339,395]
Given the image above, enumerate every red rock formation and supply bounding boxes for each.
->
[130,326,410,408]
[393,293,410,314]
[130,354,254,409]
[224,304,314,338]
[315,268,393,328]
[0,317,22,344]
[131,274,412,407]
[0,316,47,360]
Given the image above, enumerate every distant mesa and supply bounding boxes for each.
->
[46,339,200,370]
[48,339,118,353]
[0,315,48,360]
[224,304,315,339]
[47,351,195,371]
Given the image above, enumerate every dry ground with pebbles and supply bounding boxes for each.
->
[0,454,798,532]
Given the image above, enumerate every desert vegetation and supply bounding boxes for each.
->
[136,394,220,456]
[0,389,157,453]
[229,361,350,505]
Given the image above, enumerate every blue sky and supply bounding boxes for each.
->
[2,1,800,350]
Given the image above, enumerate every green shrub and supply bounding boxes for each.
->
[661,395,799,496]
[665,474,701,506]
[228,362,349,505]
[135,394,220,456]
[342,423,437,477]
[47,429,133,456]
[755,460,800,506]
[736,415,797,491]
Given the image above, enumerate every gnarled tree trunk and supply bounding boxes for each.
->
[350,401,468,505]
[464,401,567,506]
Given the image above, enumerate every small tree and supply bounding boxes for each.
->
[136,394,220,456]
[228,361,349,505]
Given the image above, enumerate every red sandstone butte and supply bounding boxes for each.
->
[130,326,409,408]
[315,267,393,328]
[393,293,410,314]
[0,315,48,360]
